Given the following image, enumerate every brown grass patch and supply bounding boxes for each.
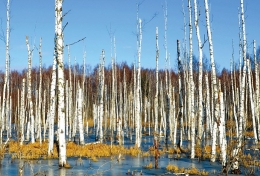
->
[144,162,153,169]
[166,164,208,175]
[8,141,141,160]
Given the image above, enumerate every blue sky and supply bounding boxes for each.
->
[0,0,259,72]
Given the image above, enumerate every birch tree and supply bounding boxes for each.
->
[188,0,195,159]
[204,0,219,162]
[98,50,105,142]
[19,79,25,145]
[194,0,203,145]
[154,27,159,135]
[135,18,142,148]
[1,0,10,144]
[55,0,67,166]
[77,83,84,145]
[177,40,183,147]
[26,36,35,143]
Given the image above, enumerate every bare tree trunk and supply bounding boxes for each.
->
[188,0,195,159]
[77,83,84,145]
[247,59,258,143]
[48,54,57,155]
[26,36,35,143]
[219,91,227,167]
[20,79,25,145]
[135,18,142,148]
[231,41,239,138]
[204,0,219,162]
[154,27,159,136]
[55,0,67,166]
[254,40,260,141]
[177,40,184,147]
[38,38,43,144]
[98,50,105,142]
[194,0,203,145]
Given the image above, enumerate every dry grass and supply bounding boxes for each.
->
[244,131,254,138]
[144,162,153,169]
[8,141,141,160]
[9,141,54,159]
[202,145,221,159]
[0,146,5,160]
[166,164,180,172]
[166,164,208,175]
[195,144,202,158]
[142,151,150,157]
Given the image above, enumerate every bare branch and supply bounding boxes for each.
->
[65,37,86,47]
[201,34,208,49]
[142,12,159,27]
[63,10,71,19]
[62,22,68,32]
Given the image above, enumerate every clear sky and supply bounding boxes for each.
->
[0,0,259,72]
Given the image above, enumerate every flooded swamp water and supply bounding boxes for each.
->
[1,129,260,175]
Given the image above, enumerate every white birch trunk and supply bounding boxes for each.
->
[26,36,35,143]
[48,54,57,155]
[230,49,239,138]
[219,92,227,166]
[135,18,142,148]
[65,80,69,136]
[204,0,220,162]
[55,0,67,166]
[38,38,43,144]
[77,84,84,145]
[188,0,195,159]
[98,50,105,142]
[43,90,46,141]
[254,40,260,141]
[247,59,258,143]
[194,0,203,144]
[177,40,184,147]
[20,79,25,145]
[154,27,159,135]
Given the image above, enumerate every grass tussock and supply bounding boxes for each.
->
[144,162,153,169]
[0,146,5,159]
[202,145,221,159]
[8,141,141,160]
[166,164,208,175]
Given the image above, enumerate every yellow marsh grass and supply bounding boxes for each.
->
[8,141,141,160]
[144,162,153,169]
[166,164,208,175]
